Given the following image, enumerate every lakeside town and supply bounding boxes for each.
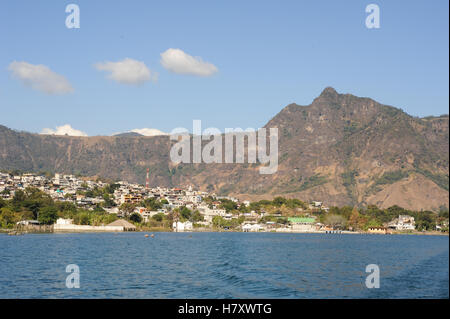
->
[0,171,448,235]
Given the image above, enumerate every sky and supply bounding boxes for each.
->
[0,0,448,136]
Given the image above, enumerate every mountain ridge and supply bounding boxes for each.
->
[1,87,448,211]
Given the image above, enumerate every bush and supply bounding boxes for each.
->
[130,213,142,223]
[73,211,91,225]
[38,206,58,225]
[152,213,165,222]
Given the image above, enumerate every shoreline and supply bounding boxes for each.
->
[1,228,447,236]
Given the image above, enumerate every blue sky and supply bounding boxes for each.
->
[0,0,448,136]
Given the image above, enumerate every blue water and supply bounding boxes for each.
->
[0,232,448,298]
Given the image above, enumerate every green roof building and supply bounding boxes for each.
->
[288,217,316,224]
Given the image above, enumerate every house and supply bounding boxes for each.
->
[198,207,226,223]
[312,201,322,207]
[242,223,262,232]
[54,218,127,232]
[16,220,40,226]
[223,213,233,220]
[55,218,73,225]
[388,215,415,231]
[120,193,142,205]
[104,207,119,215]
[139,210,160,222]
[173,221,193,232]
[107,219,137,231]
[368,226,389,234]
[288,217,317,232]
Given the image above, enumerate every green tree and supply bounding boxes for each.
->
[119,202,136,217]
[219,199,238,212]
[180,206,192,221]
[212,216,225,228]
[102,193,116,207]
[364,218,382,230]
[141,197,164,210]
[0,207,16,228]
[272,197,287,207]
[438,206,449,219]
[129,213,142,223]
[416,211,435,231]
[38,206,58,225]
[73,211,90,225]
[12,190,26,203]
[152,213,165,222]
[192,210,204,222]
[324,214,347,230]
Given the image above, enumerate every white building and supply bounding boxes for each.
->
[242,223,262,232]
[198,206,227,223]
[173,221,193,232]
[55,218,74,225]
[388,215,415,230]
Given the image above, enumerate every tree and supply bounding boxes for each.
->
[12,190,26,203]
[142,197,163,210]
[364,218,382,230]
[348,207,360,230]
[192,210,204,222]
[105,183,120,194]
[219,199,238,212]
[324,214,347,230]
[93,205,106,213]
[102,193,116,207]
[212,216,225,228]
[152,213,165,222]
[129,213,142,223]
[0,207,16,228]
[180,206,192,221]
[38,206,58,225]
[73,211,90,225]
[238,204,249,214]
[119,203,136,217]
[273,197,287,207]
[416,211,435,231]
[438,206,449,219]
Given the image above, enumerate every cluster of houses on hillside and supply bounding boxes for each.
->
[0,172,242,229]
[0,172,217,211]
[0,172,443,233]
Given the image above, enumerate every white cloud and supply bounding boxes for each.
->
[8,61,74,95]
[41,124,88,137]
[129,128,167,136]
[94,58,156,85]
[160,48,218,76]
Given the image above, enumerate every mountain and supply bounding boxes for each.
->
[1,87,448,211]
[112,132,144,137]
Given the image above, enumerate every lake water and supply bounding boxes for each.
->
[0,232,448,298]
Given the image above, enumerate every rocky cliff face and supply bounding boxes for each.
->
[1,87,448,211]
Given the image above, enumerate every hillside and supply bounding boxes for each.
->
[1,87,448,211]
